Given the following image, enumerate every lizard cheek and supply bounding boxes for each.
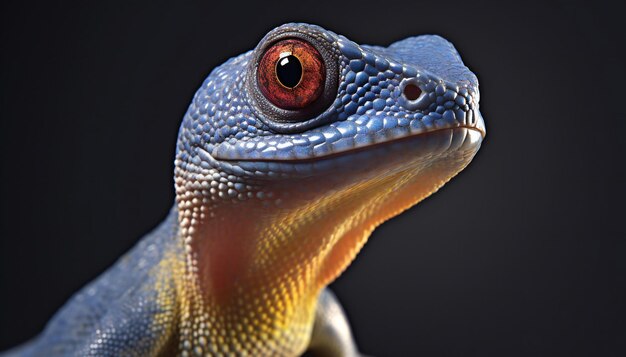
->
[257,38,325,110]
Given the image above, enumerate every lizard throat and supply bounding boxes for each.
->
[172,127,482,355]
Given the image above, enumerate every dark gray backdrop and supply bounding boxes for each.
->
[1,0,624,356]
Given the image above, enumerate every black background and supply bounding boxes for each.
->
[1,0,625,356]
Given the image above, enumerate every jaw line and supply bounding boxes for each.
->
[215,125,485,164]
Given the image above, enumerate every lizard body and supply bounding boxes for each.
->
[2,23,485,356]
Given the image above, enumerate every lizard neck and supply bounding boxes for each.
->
[173,168,439,355]
[171,129,482,354]
[175,199,328,355]
[172,168,408,355]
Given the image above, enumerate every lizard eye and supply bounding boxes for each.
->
[247,25,339,132]
[257,39,325,110]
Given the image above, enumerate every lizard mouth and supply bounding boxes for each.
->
[210,110,485,168]
[206,116,484,180]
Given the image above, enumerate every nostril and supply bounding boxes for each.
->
[403,84,421,101]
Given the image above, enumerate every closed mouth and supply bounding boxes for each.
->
[213,109,485,165]
[221,125,483,165]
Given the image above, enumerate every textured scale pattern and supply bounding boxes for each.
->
[2,23,484,357]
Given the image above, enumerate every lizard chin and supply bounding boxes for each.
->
[233,126,484,289]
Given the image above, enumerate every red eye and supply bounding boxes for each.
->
[257,39,325,110]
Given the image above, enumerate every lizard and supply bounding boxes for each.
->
[1,23,485,357]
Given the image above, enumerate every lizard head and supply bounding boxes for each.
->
[173,23,485,353]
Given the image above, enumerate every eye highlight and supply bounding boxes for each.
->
[257,39,325,110]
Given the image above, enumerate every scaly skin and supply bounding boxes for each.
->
[2,23,485,356]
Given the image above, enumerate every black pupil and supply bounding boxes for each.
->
[276,55,302,88]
